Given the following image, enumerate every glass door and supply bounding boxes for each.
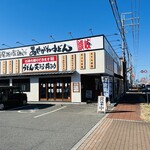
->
[47,79,55,100]
[63,78,71,100]
[39,77,71,101]
[39,79,47,100]
[55,79,63,100]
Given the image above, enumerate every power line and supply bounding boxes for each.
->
[109,0,131,94]
[130,0,141,77]
[109,0,129,62]
[130,0,140,54]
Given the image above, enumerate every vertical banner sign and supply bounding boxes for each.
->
[22,55,57,73]
[101,76,109,98]
[97,96,107,113]
[109,77,113,96]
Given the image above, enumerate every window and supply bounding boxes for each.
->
[0,79,10,86]
[12,78,30,92]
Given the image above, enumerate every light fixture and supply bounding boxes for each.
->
[16,41,24,46]
[114,47,122,50]
[112,44,122,47]
[1,44,11,48]
[68,32,74,39]
[89,28,93,35]
[32,39,39,44]
[49,35,55,41]
[106,33,119,37]
[110,39,120,42]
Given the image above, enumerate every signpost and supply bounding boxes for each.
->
[146,92,149,105]
[97,96,107,113]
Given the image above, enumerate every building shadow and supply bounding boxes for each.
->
[4,104,55,111]
[108,110,134,113]
[117,91,147,105]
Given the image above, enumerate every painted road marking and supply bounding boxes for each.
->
[18,108,38,113]
[33,106,66,119]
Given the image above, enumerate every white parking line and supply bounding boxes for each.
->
[33,106,66,119]
[12,105,32,110]
[18,108,38,113]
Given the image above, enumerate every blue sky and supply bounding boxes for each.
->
[0,0,149,81]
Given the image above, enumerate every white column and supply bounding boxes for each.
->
[71,72,81,103]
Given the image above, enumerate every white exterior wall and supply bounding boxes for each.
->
[58,50,106,74]
[26,50,106,102]
[71,72,81,103]
[26,77,39,101]
[0,50,113,102]
[76,51,105,74]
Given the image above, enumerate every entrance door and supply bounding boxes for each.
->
[81,75,101,102]
[47,78,55,100]
[55,78,63,100]
[39,79,47,100]
[39,78,71,101]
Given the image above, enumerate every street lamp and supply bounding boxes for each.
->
[114,47,122,50]
[106,33,119,37]
[49,35,55,41]
[68,32,74,39]
[32,39,39,44]
[1,43,11,48]
[110,39,120,42]
[112,44,122,47]
[89,28,94,36]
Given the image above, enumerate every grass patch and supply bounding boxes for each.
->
[140,103,150,122]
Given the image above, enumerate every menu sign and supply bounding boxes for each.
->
[22,55,57,73]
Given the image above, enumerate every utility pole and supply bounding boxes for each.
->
[121,15,128,92]
[109,0,128,94]
[121,12,139,88]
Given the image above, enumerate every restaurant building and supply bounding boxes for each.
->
[0,35,124,103]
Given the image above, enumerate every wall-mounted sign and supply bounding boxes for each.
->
[73,82,80,92]
[0,36,103,60]
[22,55,57,73]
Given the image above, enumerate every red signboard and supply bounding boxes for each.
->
[22,55,57,73]
[76,38,91,51]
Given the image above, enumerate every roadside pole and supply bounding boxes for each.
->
[146,92,149,105]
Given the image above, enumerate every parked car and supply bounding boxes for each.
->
[0,86,27,110]
[138,84,145,89]
[146,84,150,91]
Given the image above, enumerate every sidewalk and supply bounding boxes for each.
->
[72,92,150,150]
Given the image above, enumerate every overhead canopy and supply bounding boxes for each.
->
[0,70,76,78]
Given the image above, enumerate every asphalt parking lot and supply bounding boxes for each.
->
[0,103,106,150]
